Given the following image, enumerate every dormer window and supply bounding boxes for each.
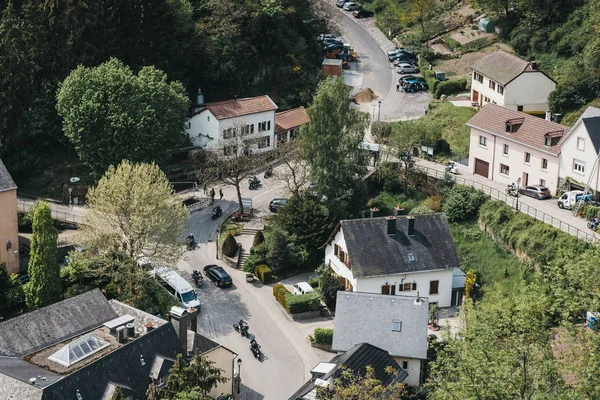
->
[505,118,524,134]
[408,253,416,262]
[545,130,563,147]
[392,320,402,332]
[545,137,551,146]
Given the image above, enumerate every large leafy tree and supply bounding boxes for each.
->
[299,77,369,219]
[161,351,227,399]
[56,58,189,175]
[25,201,61,310]
[78,161,189,269]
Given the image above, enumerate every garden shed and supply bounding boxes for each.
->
[322,59,342,77]
[478,18,495,33]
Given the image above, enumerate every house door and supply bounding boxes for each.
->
[390,285,396,295]
[472,90,479,103]
[474,158,489,178]
[522,172,529,186]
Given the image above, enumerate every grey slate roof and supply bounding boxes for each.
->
[0,370,44,400]
[0,157,17,192]
[332,292,429,360]
[0,356,61,389]
[582,116,600,156]
[189,332,222,355]
[339,214,460,278]
[472,50,532,86]
[289,343,407,400]
[0,288,118,357]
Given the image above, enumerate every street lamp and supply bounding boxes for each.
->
[237,358,242,394]
[378,100,382,121]
[515,177,522,212]
[215,229,220,259]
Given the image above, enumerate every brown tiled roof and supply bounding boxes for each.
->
[275,107,310,132]
[467,104,568,155]
[472,50,530,86]
[194,95,277,120]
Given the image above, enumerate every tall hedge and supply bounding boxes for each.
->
[313,328,334,345]
[222,233,238,258]
[286,292,322,314]
[435,78,468,99]
[253,231,265,247]
[254,264,273,284]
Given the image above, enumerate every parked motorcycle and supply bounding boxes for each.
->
[250,338,261,359]
[248,176,262,190]
[211,205,222,220]
[186,234,195,250]
[446,161,458,175]
[191,270,203,288]
[588,217,600,231]
[506,184,518,197]
[233,319,249,337]
[264,167,273,179]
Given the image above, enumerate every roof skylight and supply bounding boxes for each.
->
[48,333,110,367]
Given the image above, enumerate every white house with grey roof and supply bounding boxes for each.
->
[332,292,429,386]
[470,50,556,115]
[323,214,463,308]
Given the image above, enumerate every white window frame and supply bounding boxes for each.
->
[503,144,509,155]
[577,137,586,150]
[258,136,271,149]
[524,152,531,164]
[479,135,487,146]
[489,80,496,90]
[541,158,548,170]
[540,179,546,187]
[500,164,510,176]
[574,159,585,174]
[392,320,402,332]
[498,85,504,95]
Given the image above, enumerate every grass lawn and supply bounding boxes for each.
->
[427,102,477,159]
[450,221,532,300]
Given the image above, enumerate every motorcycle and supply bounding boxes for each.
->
[186,234,195,250]
[211,205,222,220]
[264,167,273,179]
[250,338,261,359]
[446,161,458,175]
[506,185,518,197]
[191,270,203,288]
[588,217,600,231]
[248,176,262,190]
[233,319,249,337]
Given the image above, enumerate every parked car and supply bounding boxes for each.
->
[150,267,201,309]
[396,63,419,74]
[518,185,551,200]
[353,9,374,18]
[388,51,416,62]
[343,2,360,11]
[293,282,315,295]
[269,198,288,212]
[336,0,349,7]
[387,48,413,57]
[322,39,343,46]
[393,59,417,67]
[204,265,233,288]
[323,43,344,52]
[317,34,342,42]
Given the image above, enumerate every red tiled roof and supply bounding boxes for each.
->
[275,107,310,133]
[194,95,277,120]
[467,104,568,155]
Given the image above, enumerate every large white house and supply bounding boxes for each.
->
[470,50,556,115]
[467,104,568,194]
[323,214,462,308]
[185,92,278,155]
[558,106,600,193]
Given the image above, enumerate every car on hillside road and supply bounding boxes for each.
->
[269,198,288,212]
[387,48,413,57]
[396,63,419,74]
[317,34,342,43]
[518,185,552,200]
[343,2,360,11]
[353,9,374,18]
[204,265,233,288]
[336,0,349,7]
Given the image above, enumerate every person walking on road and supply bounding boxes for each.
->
[210,188,215,204]
[219,189,223,200]
[396,83,400,92]
[203,184,208,195]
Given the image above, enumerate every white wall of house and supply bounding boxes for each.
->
[185,110,276,153]
[324,229,357,288]
[392,357,422,387]
[504,73,556,113]
[355,269,453,307]
[559,122,600,192]
[468,128,496,178]
[204,347,235,398]
[471,73,506,106]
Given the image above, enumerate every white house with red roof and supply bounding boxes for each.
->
[185,91,278,155]
[467,104,568,194]
[471,51,556,115]
[275,106,310,146]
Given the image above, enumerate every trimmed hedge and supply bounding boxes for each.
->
[422,68,440,95]
[273,283,290,311]
[254,264,273,284]
[243,253,265,273]
[313,328,334,345]
[286,291,322,314]
[434,78,468,99]
[222,233,238,258]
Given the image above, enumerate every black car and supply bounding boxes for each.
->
[388,52,416,62]
[269,198,288,212]
[353,9,374,18]
[323,43,344,52]
[518,185,552,200]
[204,265,233,288]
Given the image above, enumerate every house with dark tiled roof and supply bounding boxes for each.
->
[184,89,278,155]
[0,157,19,273]
[467,104,569,194]
[288,342,408,399]
[275,106,310,146]
[323,214,463,308]
[470,50,556,115]
[0,289,237,400]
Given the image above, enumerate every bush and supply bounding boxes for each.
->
[579,204,600,219]
[460,37,491,54]
[434,78,468,99]
[286,291,322,314]
[410,205,434,215]
[249,243,267,256]
[308,277,319,288]
[443,185,488,222]
[423,195,442,212]
[273,283,291,311]
[253,231,265,247]
[222,233,238,258]
[422,68,440,95]
[243,253,265,273]
[316,264,344,310]
[254,264,273,284]
[313,328,334,345]
[372,121,393,141]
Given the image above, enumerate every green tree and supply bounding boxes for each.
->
[253,230,265,247]
[442,185,487,222]
[221,233,238,258]
[316,264,343,310]
[299,77,369,220]
[56,58,189,175]
[317,365,407,399]
[464,269,477,300]
[161,351,227,399]
[410,0,436,33]
[79,161,189,271]
[266,230,295,271]
[25,201,61,309]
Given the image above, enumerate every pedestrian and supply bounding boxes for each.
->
[219,189,223,200]
[396,83,400,92]
[203,183,208,195]
[210,188,215,204]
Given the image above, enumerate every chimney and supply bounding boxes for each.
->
[393,205,404,216]
[386,216,396,236]
[145,322,155,334]
[187,308,198,333]
[370,207,379,218]
[170,306,189,353]
[196,88,204,106]
[530,62,538,70]
[407,215,415,236]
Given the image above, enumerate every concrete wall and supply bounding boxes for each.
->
[392,357,421,387]
[559,122,600,192]
[504,73,556,112]
[205,346,236,398]
[0,189,19,273]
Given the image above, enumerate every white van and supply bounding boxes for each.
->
[557,190,592,210]
[293,282,315,295]
[150,267,201,309]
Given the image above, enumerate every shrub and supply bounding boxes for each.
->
[313,328,334,345]
[222,233,238,258]
[308,277,319,288]
[579,204,600,219]
[254,264,273,284]
[443,185,488,222]
[286,291,322,314]
[434,78,468,99]
[243,253,265,273]
[372,121,393,141]
[410,205,434,215]
[421,68,440,95]
[253,231,265,247]
[316,264,344,310]
[266,231,294,272]
[460,37,490,54]
[272,283,290,311]
[249,243,267,256]
[423,195,442,212]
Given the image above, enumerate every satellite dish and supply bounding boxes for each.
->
[69,177,81,183]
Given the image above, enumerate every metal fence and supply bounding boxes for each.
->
[415,164,600,244]
[17,201,84,224]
